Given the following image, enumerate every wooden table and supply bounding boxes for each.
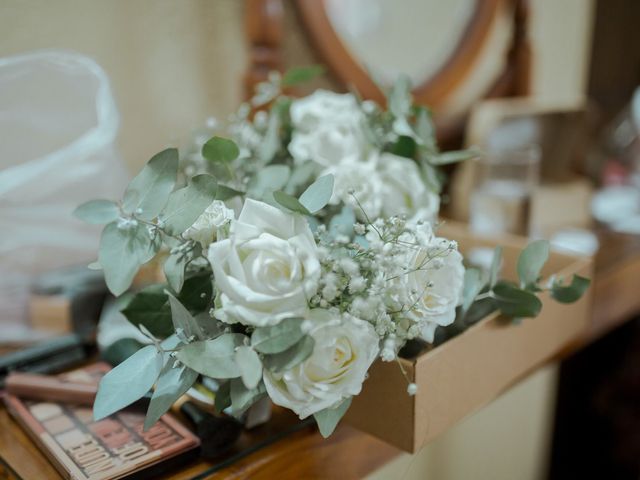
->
[1,228,639,480]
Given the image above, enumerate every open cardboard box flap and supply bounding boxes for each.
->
[344,222,593,453]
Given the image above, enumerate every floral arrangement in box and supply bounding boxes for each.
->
[75,68,590,437]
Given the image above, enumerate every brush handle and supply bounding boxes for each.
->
[5,372,97,404]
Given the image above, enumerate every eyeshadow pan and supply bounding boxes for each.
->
[44,415,74,435]
[30,403,62,422]
[56,428,85,449]
[72,407,94,424]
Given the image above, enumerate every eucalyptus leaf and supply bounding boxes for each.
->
[517,240,550,289]
[461,268,483,313]
[144,364,198,430]
[493,282,542,318]
[428,149,479,166]
[73,199,120,224]
[216,184,245,201]
[314,397,352,438]
[298,174,334,213]
[388,135,417,158]
[388,75,412,119]
[178,272,213,311]
[550,274,591,303]
[94,345,163,421]
[230,378,266,415]
[167,292,206,341]
[99,221,151,296]
[235,346,263,390]
[202,136,240,164]
[281,65,325,87]
[489,246,503,288]
[251,317,305,354]
[121,284,174,338]
[414,106,436,152]
[329,206,356,238]
[122,148,179,220]
[273,191,311,215]
[164,253,187,293]
[247,164,290,200]
[161,174,218,235]
[262,335,314,373]
[214,381,232,413]
[259,110,281,164]
[176,334,245,378]
[285,162,318,194]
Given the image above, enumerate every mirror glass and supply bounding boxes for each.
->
[325,0,476,86]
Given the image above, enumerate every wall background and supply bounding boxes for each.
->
[0,1,595,479]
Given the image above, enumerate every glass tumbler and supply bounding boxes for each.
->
[470,144,541,236]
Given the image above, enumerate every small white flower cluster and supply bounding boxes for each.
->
[311,215,465,360]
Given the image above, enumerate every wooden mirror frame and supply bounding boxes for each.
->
[244,0,531,146]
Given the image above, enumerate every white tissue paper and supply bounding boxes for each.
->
[0,50,130,342]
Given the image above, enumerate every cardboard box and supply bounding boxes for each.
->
[344,223,593,453]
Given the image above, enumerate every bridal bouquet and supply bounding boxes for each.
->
[75,69,589,437]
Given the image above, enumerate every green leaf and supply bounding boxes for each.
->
[163,253,187,293]
[461,268,483,313]
[273,191,311,215]
[517,240,550,289]
[99,221,152,296]
[262,335,315,373]
[179,272,213,311]
[122,148,179,220]
[281,65,325,87]
[176,334,246,378]
[550,274,591,303]
[121,285,174,338]
[73,199,120,224]
[251,317,305,354]
[463,297,497,326]
[414,106,436,152]
[144,364,198,430]
[214,381,231,413]
[388,75,412,119]
[493,282,542,318]
[285,162,318,195]
[259,109,281,164]
[329,206,356,238]
[216,184,245,201]
[121,274,213,339]
[230,378,266,415]
[202,136,240,164]
[298,174,334,213]
[235,346,262,390]
[314,397,352,438]
[247,164,290,200]
[167,292,206,341]
[161,174,218,235]
[94,345,163,421]
[388,135,417,158]
[489,246,503,288]
[428,149,479,166]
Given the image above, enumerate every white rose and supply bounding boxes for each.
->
[263,309,379,418]
[324,156,383,220]
[184,200,234,247]
[404,238,465,342]
[288,90,367,166]
[290,89,362,131]
[208,199,320,327]
[378,152,440,222]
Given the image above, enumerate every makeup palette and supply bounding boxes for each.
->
[4,363,199,480]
